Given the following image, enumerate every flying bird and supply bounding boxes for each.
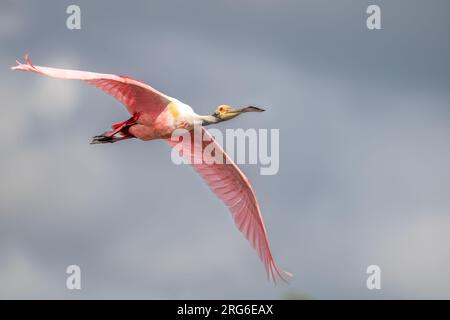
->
[12,54,292,283]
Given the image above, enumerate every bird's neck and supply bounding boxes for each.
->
[197,114,222,126]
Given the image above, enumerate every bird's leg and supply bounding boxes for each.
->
[90,134,133,144]
[90,115,138,145]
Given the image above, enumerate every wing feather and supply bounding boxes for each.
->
[168,127,292,283]
[12,54,171,119]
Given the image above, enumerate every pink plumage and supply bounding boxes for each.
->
[12,54,291,283]
[168,128,292,283]
[12,54,170,119]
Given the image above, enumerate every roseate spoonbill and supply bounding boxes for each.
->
[12,54,292,283]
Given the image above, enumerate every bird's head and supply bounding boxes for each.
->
[212,105,265,121]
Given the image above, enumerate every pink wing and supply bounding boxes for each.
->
[168,127,292,283]
[12,54,171,119]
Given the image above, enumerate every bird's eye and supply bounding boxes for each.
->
[219,107,224,112]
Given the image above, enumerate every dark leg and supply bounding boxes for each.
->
[90,134,134,144]
[90,115,138,145]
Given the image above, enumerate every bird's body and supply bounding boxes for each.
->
[12,55,291,283]
[130,100,197,140]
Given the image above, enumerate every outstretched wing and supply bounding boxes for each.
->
[12,54,171,119]
[168,127,292,283]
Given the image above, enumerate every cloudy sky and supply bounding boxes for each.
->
[1,0,450,299]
